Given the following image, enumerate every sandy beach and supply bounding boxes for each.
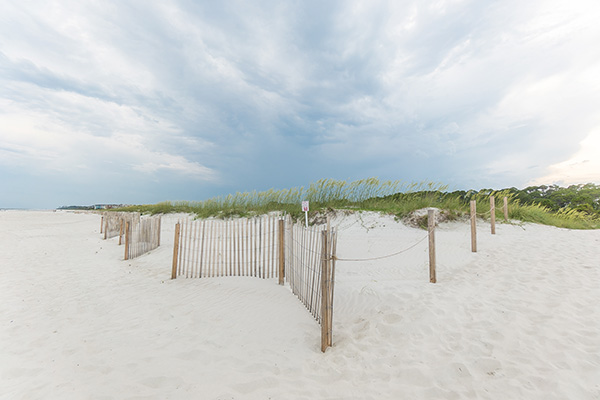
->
[1,210,599,399]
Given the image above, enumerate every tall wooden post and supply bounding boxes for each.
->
[171,222,181,279]
[470,200,477,253]
[124,221,130,260]
[320,230,329,353]
[278,219,285,285]
[119,218,124,245]
[503,197,509,222]
[104,218,108,240]
[428,209,436,283]
[157,216,162,247]
[100,215,104,234]
[328,229,336,347]
[490,196,496,235]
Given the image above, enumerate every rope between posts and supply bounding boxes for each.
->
[334,234,429,262]
[480,209,492,217]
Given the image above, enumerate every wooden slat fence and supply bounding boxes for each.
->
[124,215,161,260]
[102,212,140,241]
[170,213,336,351]
[172,215,280,279]
[283,214,337,350]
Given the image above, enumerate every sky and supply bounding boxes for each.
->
[1,0,600,209]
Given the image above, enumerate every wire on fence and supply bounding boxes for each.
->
[335,234,429,262]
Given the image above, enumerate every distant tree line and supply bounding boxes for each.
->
[501,184,600,215]
[382,183,600,217]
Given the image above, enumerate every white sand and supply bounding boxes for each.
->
[1,210,599,399]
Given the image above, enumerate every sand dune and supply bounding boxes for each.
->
[1,210,599,399]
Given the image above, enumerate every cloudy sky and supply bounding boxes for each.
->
[1,0,599,208]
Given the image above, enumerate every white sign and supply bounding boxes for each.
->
[301,201,309,212]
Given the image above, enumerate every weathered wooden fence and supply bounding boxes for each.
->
[171,215,281,279]
[124,215,161,260]
[171,214,337,352]
[102,212,140,241]
[284,214,337,351]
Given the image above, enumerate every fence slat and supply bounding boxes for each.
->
[268,216,272,278]
[237,219,242,276]
[259,217,264,279]
[309,225,319,316]
[229,219,234,276]
[328,229,337,347]
[224,220,229,277]
[124,221,130,260]
[192,220,199,278]
[119,219,123,245]
[321,230,329,352]
[157,217,161,247]
[471,200,477,252]
[253,218,258,278]
[199,220,205,278]
[278,219,284,285]
[178,220,183,276]
[242,219,246,276]
[213,219,217,277]
[213,221,217,277]
[186,218,192,278]
[172,222,181,279]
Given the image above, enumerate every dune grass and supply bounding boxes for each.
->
[507,202,600,229]
[119,179,448,220]
[116,178,600,230]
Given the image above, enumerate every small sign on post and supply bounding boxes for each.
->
[302,201,309,228]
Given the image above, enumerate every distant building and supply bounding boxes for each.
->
[58,204,126,210]
[93,204,125,209]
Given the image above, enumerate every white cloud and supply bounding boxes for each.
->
[0,87,216,181]
[532,128,600,185]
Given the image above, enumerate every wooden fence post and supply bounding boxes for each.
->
[428,209,436,283]
[503,196,509,222]
[490,196,496,235]
[119,218,124,245]
[104,217,109,240]
[100,215,104,233]
[328,229,336,347]
[321,230,329,353]
[171,222,181,279]
[124,221,130,260]
[157,216,161,247]
[278,219,285,285]
[470,200,477,252]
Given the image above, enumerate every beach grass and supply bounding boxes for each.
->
[115,178,600,229]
